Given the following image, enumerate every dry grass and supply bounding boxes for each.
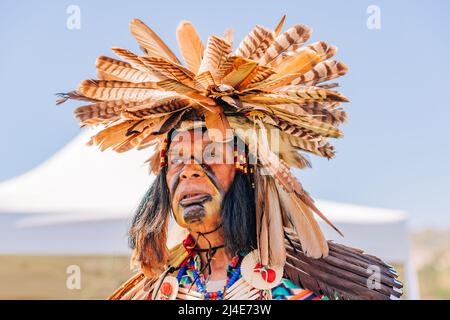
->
[0,255,133,300]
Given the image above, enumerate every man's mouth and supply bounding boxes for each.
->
[179,193,212,207]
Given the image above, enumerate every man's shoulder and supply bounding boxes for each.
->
[108,242,188,300]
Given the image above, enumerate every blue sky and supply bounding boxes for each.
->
[1,0,449,228]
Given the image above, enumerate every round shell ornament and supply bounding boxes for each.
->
[241,250,283,290]
[152,276,179,300]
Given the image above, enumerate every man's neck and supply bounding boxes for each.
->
[191,229,230,282]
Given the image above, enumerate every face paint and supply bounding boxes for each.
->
[166,130,236,234]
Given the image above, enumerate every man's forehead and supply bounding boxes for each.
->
[170,129,223,148]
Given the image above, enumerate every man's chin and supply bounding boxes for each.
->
[182,205,206,224]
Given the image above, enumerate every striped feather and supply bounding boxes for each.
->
[249,65,276,84]
[197,35,232,80]
[291,60,348,86]
[259,24,312,67]
[122,96,191,119]
[111,47,164,79]
[96,56,157,83]
[276,86,349,102]
[77,80,159,101]
[299,101,348,126]
[221,59,258,88]
[306,41,337,61]
[74,100,152,125]
[235,25,275,60]
[215,55,239,80]
[193,71,216,91]
[278,187,328,258]
[139,56,195,86]
[156,79,197,95]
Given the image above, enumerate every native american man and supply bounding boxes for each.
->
[58,16,403,300]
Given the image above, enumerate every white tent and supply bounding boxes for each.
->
[0,131,419,299]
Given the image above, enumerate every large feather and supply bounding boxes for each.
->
[74,100,152,125]
[96,56,157,83]
[255,172,269,266]
[291,60,349,86]
[284,228,403,300]
[274,15,286,36]
[276,85,349,103]
[197,35,232,80]
[77,80,159,101]
[203,105,232,142]
[272,49,320,78]
[259,24,312,67]
[122,96,191,119]
[139,56,195,87]
[235,25,275,60]
[277,186,328,258]
[111,47,164,79]
[129,19,180,64]
[306,41,337,61]
[265,177,287,266]
[176,21,204,74]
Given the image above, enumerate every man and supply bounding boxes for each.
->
[124,126,328,300]
[59,16,402,300]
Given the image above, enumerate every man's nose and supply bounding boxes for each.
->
[180,162,205,180]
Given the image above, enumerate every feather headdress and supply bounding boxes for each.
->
[58,16,350,268]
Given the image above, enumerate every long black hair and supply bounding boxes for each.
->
[221,171,257,255]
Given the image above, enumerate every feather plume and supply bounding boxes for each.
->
[277,187,328,258]
[306,41,337,61]
[74,100,152,125]
[276,85,349,103]
[139,56,195,87]
[284,229,403,300]
[203,105,232,142]
[176,21,204,74]
[255,172,269,265]
[221,59,258,88]
[111,47,164,79]
[129,19,180,64]
[274,15,286,36]
[96,56,157,83]
[197,35,232,80]
[193,71,216,91]
[77,80,160,101]
[223,28,234,46]
[272,49,320,78]
[291,60,348,86]
[259,24,312,66]
[235,25,275,60]
[265,177,287,266]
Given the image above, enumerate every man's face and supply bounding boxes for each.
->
[166,129,236,233]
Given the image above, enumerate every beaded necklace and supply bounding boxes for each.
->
[176,252,243,300]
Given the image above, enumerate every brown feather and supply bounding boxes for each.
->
[96,55,157,83]
[139,56,195,87]
[259,24,312,67]
[129,19,180,64]
[197,35,232,80]
[176,21,204,74]
[77,80,160,101]
[235,25,275,60]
